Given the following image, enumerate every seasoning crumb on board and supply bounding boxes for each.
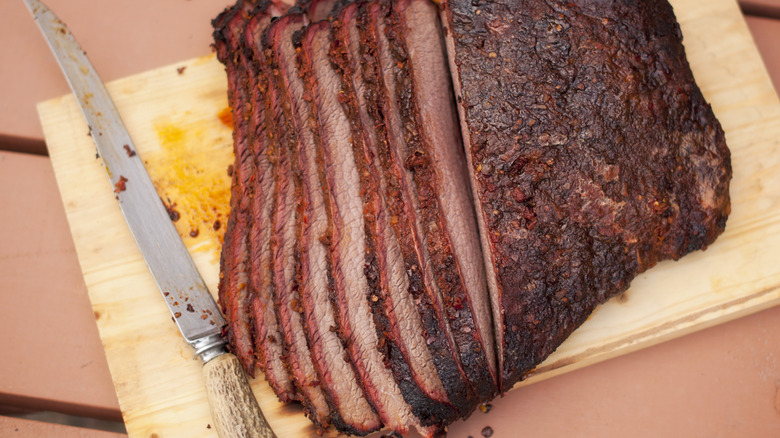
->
[123,144,136,157]
[113,175,128,193]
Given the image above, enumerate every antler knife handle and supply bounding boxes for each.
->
[202,352,276,438]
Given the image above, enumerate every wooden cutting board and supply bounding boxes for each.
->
[37,0,780,436]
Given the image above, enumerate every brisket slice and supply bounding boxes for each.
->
[330,1,470,426]
[299,20,432,436]
[242,4,298,403]
[387,0,498,401]
[263,12,332,428]
[212,0,261,376]
[265,4,384,435]
[440,0,732,391]
[306,0,342,22]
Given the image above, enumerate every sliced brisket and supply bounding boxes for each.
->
[387,0,498,401]
[299,19,424,436]
[242,4,298,403]
[307,0,342,22]
[262,12,335,428]
[440,0,731,391]
[214,0,732,433]
[212,0,261,376]
[359,0,481,420]
[331,1,476,425]
[265,5,384,435]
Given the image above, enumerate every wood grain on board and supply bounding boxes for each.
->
[36,0,780,436]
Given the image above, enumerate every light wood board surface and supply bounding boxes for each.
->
[37,0,780,436]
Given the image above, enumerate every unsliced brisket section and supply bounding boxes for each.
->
[299,19,423,436]
[263,12,331,428]
[242,4,297,403]
[440,0,732,391]
[212,0,260,376]
[387,0,497,401]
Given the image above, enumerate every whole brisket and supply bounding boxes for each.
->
[212,0,732,434]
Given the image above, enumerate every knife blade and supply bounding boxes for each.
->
[24,1,275,436]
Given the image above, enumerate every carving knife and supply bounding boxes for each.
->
[23,1,274,436]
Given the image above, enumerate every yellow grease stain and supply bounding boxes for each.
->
[147,115,233,259]
[156,123,185,146]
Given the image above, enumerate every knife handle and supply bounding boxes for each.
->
[203,352,276,438]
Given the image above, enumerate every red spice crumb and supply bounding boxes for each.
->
[206,424,211,429]
[189,229,199,238]
[162,198,180,222]
[227,164,234,177]
[213,220,221,231]
[163,292,170,296]
[201,314,208,320]
[177,66,187,75]
[113,175,128,193]
[123,144,136,157]
[481,426,493,437]
[186,304,195,313]
[174,312,182,318]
